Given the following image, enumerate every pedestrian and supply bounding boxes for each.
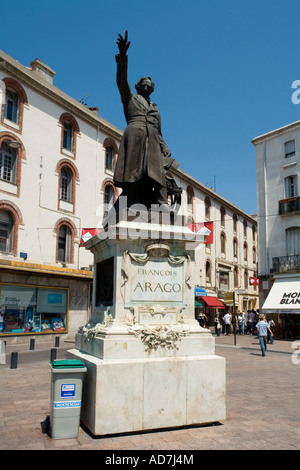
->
[267,317,275,344]
[223,311,232,335]
[197,312,207,328]
[237,311,245,335]
[214,315,221,336]
[247,309,255,335]
[256,314,273,356]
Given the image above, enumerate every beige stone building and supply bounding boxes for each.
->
[0,49,257,343]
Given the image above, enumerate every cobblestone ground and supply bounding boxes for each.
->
[0,334,299,451]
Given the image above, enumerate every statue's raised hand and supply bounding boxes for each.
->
[117,31,131,56]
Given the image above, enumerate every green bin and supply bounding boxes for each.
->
[50,359,87,439]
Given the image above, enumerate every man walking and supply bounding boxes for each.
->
[223,311,232,336]
[256,314,274,356]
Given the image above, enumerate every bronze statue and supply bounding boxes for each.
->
[113,31,180,210]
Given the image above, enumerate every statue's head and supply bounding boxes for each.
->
[135,76,155,98]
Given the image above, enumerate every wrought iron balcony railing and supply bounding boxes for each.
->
[279,196,300,215]
[273,254,300,273]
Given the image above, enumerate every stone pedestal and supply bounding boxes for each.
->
[68,214,226,436]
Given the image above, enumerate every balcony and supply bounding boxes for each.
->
[272,254,300,273]
[279,197,300,215]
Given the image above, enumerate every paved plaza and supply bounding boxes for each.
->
[0,332,299,451]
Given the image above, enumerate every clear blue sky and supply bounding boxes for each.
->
[2,0,300,215]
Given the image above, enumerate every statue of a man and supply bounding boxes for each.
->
[113,31,178,209]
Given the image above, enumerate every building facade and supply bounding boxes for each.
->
[0,50,122,343]
[0,49,258,343]
[253,121,300,337]
[170,168,258,323]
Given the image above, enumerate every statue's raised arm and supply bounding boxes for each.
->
[116,31,131,56]
[113,30,180,211]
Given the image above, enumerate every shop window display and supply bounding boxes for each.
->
[0,284,68,335]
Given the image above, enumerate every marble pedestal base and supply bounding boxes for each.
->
[67,348,226,436]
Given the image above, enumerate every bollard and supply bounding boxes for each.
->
[50,348,57,362]
[10,352,18,369]
[30,338,35,350]
[55,336,60,348]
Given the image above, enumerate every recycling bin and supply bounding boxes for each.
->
[50,359,87,439]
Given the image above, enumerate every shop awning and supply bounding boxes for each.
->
[201,296,225,309]
[262,276,300,314]
[195,287,207,296]
[195,300,202,307]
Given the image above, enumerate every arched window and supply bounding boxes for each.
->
[5,89,19,123]
[244,269,248,289]
[59,113,80,157]
[186,185,194,212]
[220,232,226,255]
[220,206,226,227]
[205,260,211,284]
[205,197,211,220]
[233,213,237,233]
[0,209,14,253]
[244,242,248,262]
[106,145,114,172]
[243,219,247,238]
[0,200,22,256]
[233,238,238,258]
[56,160,79,213]
[1,77,28,133]
[55,219,76,264]
[63,121,73,151]
[58,225,71,262]
[104,184,114,217]
[233,266,238,288]
[103,138,118,173]
[60,166,72,202]
[252,246,256,264]
[0,140,17,183]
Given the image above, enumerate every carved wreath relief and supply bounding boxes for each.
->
[123,243,190,351]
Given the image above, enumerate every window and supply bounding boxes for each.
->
[285,175,298,198]
[220,206,225,227]
[0,284,68,335]
[205,197,211,220]
[220,232,226,255]
[233,213,237,233]
[0,209,14,253]
[60,166,72,202]
[244,242,248,262]
[252,246,256,264]
[186,185,194,211]
[103,137,118,173]
[286,228,300,256]
[59,113,80,156]
[105,145,114,172]
[244,269,248,289]
[243,219,247,237]
[1,78,28,133]
[104,184,114,217]
[4,89,19,123]
[58,225,72,263]
[233,266,238,288]
[63,121,73,151]
[205,260,211,283]
[285,140,295,158]
[0,141,17,183]
[233,238,238,258]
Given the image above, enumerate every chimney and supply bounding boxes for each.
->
[30,58,56,85]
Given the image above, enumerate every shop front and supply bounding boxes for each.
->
[261,274,300,337]
[0,284,68,335]
[0,261,93,344]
